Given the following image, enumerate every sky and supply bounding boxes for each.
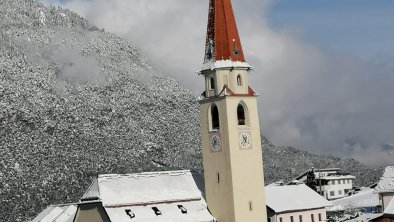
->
[41,0,394,167]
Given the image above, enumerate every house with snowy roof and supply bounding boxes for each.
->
[32,170,215,222]
[374,166,394,212]
[295,168,356,200]
[266,183,332,222]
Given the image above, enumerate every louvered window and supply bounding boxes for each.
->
[237,104,246,125]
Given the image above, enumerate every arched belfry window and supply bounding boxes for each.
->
[211,104,220,130]
[237,75,242,86]
[210,77,215,90]
[237,103,246,125]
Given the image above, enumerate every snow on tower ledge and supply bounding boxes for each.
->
[199,59,254,73]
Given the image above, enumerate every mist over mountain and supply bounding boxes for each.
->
[0,0,384,221]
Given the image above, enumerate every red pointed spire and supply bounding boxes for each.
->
[204,0,246,64]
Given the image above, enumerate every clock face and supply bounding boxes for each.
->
[210,134,222,151]
[239,132,252,149]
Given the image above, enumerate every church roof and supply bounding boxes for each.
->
[204,0,246,65]
[81,170,214,221]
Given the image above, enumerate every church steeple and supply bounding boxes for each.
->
[198,0,268,222]
[204,0,246,64]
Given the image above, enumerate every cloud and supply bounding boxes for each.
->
[42,0,394,167]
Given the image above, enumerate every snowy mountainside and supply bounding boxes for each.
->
[0,0,383,221]
[0,0,201,221]
[262,137,384,186]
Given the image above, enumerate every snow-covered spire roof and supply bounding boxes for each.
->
[204,0,246,65]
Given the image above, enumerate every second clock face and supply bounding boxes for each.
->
[210,134,222,151]
[239,132,252,149]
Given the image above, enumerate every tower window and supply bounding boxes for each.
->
[237,104,246,125]
[217,172,220,183]
[249,201,253,211]
[237,75,242,86]
[211,104,220,130]
[210,77,215,90]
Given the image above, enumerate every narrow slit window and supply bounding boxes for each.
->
[237,75,242,86]
[211,105,220,130]
[237,104,246,125]
[299,215,303,222]
[249,201,253,211]
[311,214,315,222]
[217,172,220,183]
[210,77,215,90]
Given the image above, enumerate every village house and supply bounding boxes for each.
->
[374,166,394,212]
[296,168,356,200]
[266,183,332,222]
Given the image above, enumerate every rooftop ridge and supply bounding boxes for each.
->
[98,170,193,180]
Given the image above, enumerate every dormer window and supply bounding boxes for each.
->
[210,77,215,90]
[152,207,162,216]
[237,75,242,86]
[125,209,135,219]
[178,205,187,214]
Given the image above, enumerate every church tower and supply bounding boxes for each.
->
[198,0,268,222]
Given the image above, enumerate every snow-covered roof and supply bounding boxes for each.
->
[319,175,356,180]
[374,166,394,193]
[87,170,203,207]
[80,170,214,221]
[328,189,379,211]
[384,199,394,215]
[265,183,332,213]
[31,205,77,222]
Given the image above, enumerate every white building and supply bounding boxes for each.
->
[296,168,356,200]
[266,183,332,222]
[32,170,215,222]
[374,166,394,212]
